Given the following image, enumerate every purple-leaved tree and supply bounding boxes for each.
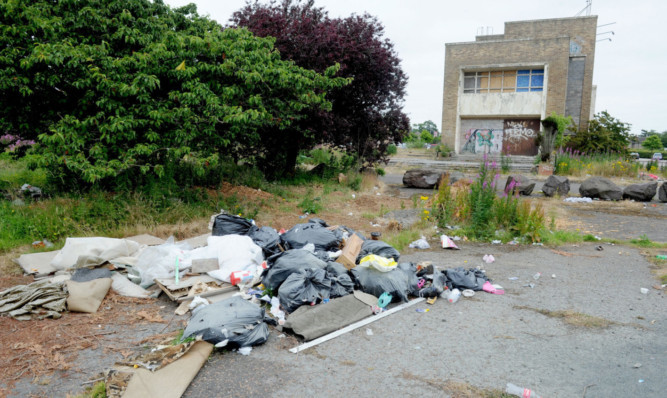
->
[231,0,410,175]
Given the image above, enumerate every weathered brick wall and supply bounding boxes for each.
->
[441,37,570,150]
[505,16,597,127]
[441,16,598,151]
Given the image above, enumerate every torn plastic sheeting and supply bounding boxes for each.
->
[278,268,331,313]
[50,237,141,270]
[280,222,341,252]
[133,237,192,288]
[263,249,328,291]
[356,240,400,262]
[182,296,269,348]
[211,213,256,236]
[350,262,419,303]
[444,267,490,291]
[0,280,67,320]
[325,262,355,298]
[196,235,264,283]
[283,291,376,341]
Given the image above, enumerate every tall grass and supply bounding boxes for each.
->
[554,148,640,177]
[431,155,547,242]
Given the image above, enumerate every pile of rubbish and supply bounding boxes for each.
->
[2,211,506,396]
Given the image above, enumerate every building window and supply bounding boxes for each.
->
[463,69,543,93]
[516,69,543,92]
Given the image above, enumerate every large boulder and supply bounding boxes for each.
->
[658,182,667,202]
[623,182,657,202]
[542,175,570,197]
[402,169,445,189]
[448,171,465,185]
[504,175,535,196]
[579,177,623,201]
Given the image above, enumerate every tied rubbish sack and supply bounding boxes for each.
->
[444,267,490,291]
[182,296,269,348]
[280,221,341,252]
[248,226,281,256]
[278,268,331,313]
[211,213,257,236]
[325,262,355,298]
[263,249,328,291]
[351,262,419,303]
[356,240,400,262]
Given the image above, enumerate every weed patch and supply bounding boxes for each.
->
[515,306,613,328]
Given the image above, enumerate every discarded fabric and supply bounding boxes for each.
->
[0,280,67,320]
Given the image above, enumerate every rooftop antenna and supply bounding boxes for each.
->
[575,0,592,16]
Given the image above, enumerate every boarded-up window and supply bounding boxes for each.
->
[462,69,542,93]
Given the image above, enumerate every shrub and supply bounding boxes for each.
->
[386,144,398,155]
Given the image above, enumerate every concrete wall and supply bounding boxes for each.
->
[459,91,543,117]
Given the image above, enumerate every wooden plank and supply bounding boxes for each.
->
[289,297,425,353]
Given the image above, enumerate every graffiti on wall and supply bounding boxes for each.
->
[461,128,504,154]
[461,119,540,156]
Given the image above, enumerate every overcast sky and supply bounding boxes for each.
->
[165,0,666,135]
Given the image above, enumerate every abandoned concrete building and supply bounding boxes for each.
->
[441,16,598,156]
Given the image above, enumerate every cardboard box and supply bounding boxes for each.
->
[336,234,363,270]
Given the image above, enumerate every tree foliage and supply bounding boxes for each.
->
[642,134,663,150]
[566,111,631,154]
[0,0,347,188]
[231,0,410,170]
[411,120,438,137]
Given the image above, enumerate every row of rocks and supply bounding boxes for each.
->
[401,169,667,202]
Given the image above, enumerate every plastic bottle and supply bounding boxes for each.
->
[447,288,461,303]
[533,272,541,281]
[505,382,542,398]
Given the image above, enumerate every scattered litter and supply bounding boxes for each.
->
[506,382,541,397]
[564,197,593,203]
[533,272,541,280]
[491,240,502,244]
[446,288,461,303]
[551,274,556,279]
[461,289,475,297]
[633,363,642,368]
[638,379,644,383]
[594,235,602,241]
[32,239,54,249]
[640,288,649,294]
[482,254,495,264]
[0,280,67,320]
[409,236,431,249]
[415,308,430,313]
[366,328,373,336]
[451,236,462,241]
[482,281,504,295]
[358,254,398,272]
[426,296,437,304]
[508,277,519,280]
[524,283,535,289]
[66,278,112,313]
[440,235,460,250]
[508,238,520,245]
[656,255,667,260]
[596,245,604,251]
[237,347,252,356]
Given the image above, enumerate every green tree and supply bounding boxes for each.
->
[411,120,439,136]
[642,134,663,150]
[0,0,347,188]
[566,111,631,154]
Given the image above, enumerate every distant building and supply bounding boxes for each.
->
[441,16,598,155]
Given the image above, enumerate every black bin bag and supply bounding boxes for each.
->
[248,226,281,256]
[326,262,354,298]
[182,296,269,348]
[212,214,256,236]
[278,268,331,313]
[263,249,328,291]
[356,240,400,262]
[350,262,419,303]
[444,267,489,291]
[417,270,446,298]
[280,222,341,252]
